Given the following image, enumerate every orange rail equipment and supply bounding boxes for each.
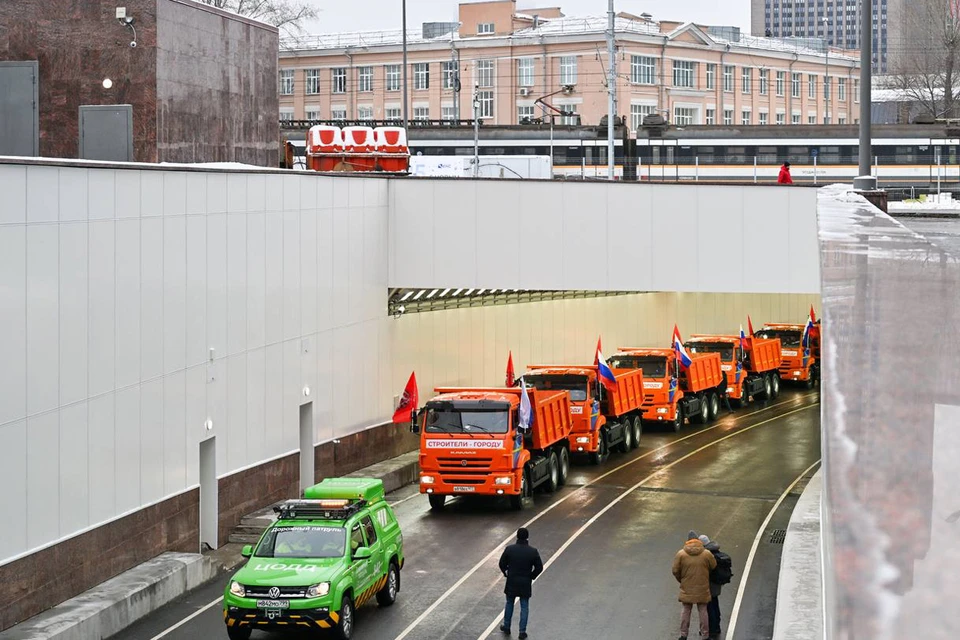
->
[303,125,410,173]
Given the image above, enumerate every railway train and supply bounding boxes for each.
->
[280,120,960,187]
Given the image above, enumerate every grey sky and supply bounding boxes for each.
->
[302,1,752,35]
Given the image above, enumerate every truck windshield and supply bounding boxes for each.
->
[607,355,666,378]
[686,342,734,360]
[255,526,346,559]
[424,409,510,434]
[523,375,588,402]
[756,330,801,348]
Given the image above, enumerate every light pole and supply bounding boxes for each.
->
[473,84,480,177]
[858,0,872,177]
[402,0,408,129]
[822,17,829,124]
[606,0,616,180]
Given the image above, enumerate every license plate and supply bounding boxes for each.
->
[453,486,476,492]
[257,599,290,609]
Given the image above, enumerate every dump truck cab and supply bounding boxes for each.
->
[686,334,782,406]
[414,387,572,510]
[755,323,819,386]
[523,365,644,465]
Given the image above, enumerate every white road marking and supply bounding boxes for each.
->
[390,394,818,640]
[725,458,821,639]
[475,404,821,640]
[389,492,423,508]
[149,595,223,640]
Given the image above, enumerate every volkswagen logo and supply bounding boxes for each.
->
[461,460,468,467]
[268,586,281,599]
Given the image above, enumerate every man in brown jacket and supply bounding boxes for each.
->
[672,530,717,640]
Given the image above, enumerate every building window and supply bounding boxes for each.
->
[279,109,294,122]
[808,115,817,124]
[560,56,578,85]
[630,104,657,130]
[305,108,319,121]
[742,68,752,94]
[790,113,800,125]
[477,60,495,88]
[838,116,846,124]
[792,72,801,98]
[724,109,733,125]
[413,106,429,121]
[706,63,716,90]
[742,110,751,125]
[305,69,320,95]
[808,74,817,99]
[518,57,535,87]
[358,66,373,92]
[279,69,294,95]
[631,56,656,85]
[724,65,734,92]
[706,108,715,125]
[759,69,768,95]
[332,68,347,94]
[518,105,536,123]
[441,105,456,121]
[759,112,768,125]
[838,77,846,101]
[442,61,458,90]
[776,70,785,96]
[331,107,346,121]
[357,106,373,121]
[673,60,695,88]
[385,107,401,120]
[478,90,494,118]
[776,113,785,125]
[386,65,401,91]
[854,78,859,103]
[413,63,429,90]
[673,106,698,125]
[559,104,579,125]
[477,22,494,34]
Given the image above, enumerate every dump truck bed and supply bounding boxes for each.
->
[684,353,724,393]
[746,337,782,373]
[524,365,644,418]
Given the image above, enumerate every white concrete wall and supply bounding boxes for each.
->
[0,164,391,563]
[388,180,820,294]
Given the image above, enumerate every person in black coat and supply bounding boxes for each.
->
[498,527,544,638]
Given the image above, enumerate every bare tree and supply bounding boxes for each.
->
[196,0,317,37]
[891,0,960,119]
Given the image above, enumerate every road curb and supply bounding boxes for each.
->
[346,450,420,494]
[0,553,220,640]
[771,469,823,640]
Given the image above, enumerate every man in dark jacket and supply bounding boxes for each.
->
[498,527,544,638]
[700,535,733,640]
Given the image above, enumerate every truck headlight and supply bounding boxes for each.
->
[229,581,246,598]
[495,477,512,485]
[793,370,801,376]
[306,582,330,598]
[421,475,435,484]
[576,437,590,443]
[657,407,668,414]
[726,387,733,393]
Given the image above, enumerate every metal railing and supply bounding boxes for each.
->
[281,29,426,51]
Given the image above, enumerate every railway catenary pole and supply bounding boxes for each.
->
[606,0,616,180]
[858,0,872,177]
[402,0,409,129]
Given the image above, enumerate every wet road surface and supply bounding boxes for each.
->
[118,390,821,640]
[897,216,960,257]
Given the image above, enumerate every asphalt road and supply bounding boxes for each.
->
[118,389,821,640]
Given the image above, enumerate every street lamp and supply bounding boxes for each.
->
[822,17,829,124]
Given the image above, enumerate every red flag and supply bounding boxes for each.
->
[392,372,418,423]
[505,351,515,387]
[594,336,602,366]
[747,315,755,336]
[809,305,817,323]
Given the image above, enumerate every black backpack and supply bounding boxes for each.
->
[711,551,733,585]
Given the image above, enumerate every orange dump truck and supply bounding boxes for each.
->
[608,349,726,431]
[755,322,821,386]
[523,366,645,465]
[685,335,783,406]
[412,387,573,511]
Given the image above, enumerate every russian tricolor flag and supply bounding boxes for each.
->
[802,309,816,349]
[739,324,747,351]
[673,325,693,368]
[596,350,618,392]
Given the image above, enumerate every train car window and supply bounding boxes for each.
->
[727,146,747,164]
[454,147,473,156]
[696,146,716,164]
[675,146,694,163]
[757,146,778,164]
[820,146,841,164]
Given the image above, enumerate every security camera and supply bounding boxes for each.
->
[130,40,137,47]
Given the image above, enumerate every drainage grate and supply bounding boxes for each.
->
[769,528,787,544]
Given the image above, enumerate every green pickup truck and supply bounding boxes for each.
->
[223,478,405,640]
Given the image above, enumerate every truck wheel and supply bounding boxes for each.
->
[557,447,570,486]
[333,594,355,640]
[376,561,399,606]
[762,374,773,399]
[692,398,708,425]
[428,494,446,511]
[590,432,608,465]
[771,374,781,398]
[632,416,643,447]
[227,628,252,640]
[618,421,633,453]
[510,469,532,510]
[544,452,560,492]
[671,406,684,433]
[708,393,720,421]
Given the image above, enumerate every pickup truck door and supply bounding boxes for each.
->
[360,515,384,591]
[349,523,370,587]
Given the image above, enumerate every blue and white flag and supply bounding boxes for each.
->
[519,380,532,431]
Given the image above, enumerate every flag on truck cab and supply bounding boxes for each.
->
[506,351,516,387]
[747,315,755,337]
[596,350,618,392]
[392,372,418,424]
[594,336,603,366]
[519,379,532,431]
[739,324,747,351]
[802,314,815,350]
[809,305,817,324]
[672,325,693,369]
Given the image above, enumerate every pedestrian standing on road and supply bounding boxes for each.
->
[699,535,734,640]
[499,527,544,639]
[778,162,793,184]
[672,530,717,640]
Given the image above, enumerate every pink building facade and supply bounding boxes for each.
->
[279,0,860,131]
